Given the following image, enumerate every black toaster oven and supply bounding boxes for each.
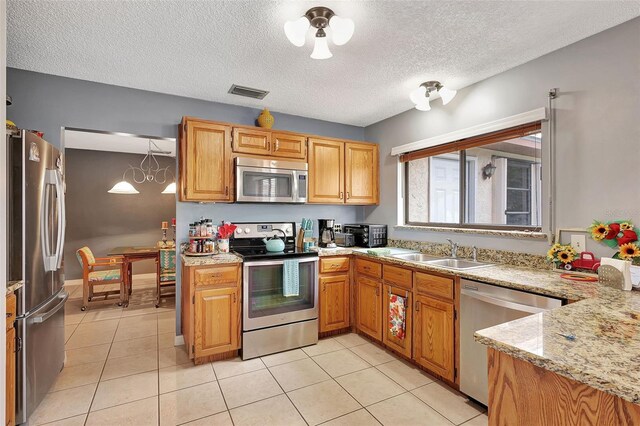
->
[343,224,388,248]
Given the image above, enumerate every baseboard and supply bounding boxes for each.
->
[174,334,185,346]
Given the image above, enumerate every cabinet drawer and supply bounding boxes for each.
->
[383,265,412,290]
[194,265,239,287]
[356,258,382,278]
[6,293,16,330]
[320,256,350,274]
[415,272,454,301]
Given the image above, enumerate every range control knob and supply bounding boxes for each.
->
[245,227,251,234]
[236,228,243,234]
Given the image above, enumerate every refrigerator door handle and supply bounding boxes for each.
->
[32,291,68,323]
[54,169,66,270]
[41,170,57,271]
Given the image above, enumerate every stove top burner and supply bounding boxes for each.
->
[232,246,317,261]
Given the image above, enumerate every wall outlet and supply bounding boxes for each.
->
[571,235,586,253]
[334,224,342,233]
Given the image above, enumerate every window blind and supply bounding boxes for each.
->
[399,122,542,163]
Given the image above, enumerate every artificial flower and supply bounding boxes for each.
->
[618,242,640,260]
[557,250,575,264]
[605,223,621,239]
[617,229,638,246]
[620,222,634,231]
[590,223,609,241]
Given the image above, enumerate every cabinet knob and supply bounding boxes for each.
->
[225,186,229,196]
[340,192,344,199]
[415,301,420,311]
[346,192,350,199]
[233,293,237,303]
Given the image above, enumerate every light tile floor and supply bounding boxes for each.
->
[31,274,488,426]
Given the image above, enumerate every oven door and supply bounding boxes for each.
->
[236,165,306,203]
[243,257,318,331]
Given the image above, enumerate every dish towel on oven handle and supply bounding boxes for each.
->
[283,259,300,297]
[388,293,407,339]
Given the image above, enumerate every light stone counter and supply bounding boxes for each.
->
[180,253,243,266]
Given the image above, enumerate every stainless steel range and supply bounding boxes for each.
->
[231,222,318,359]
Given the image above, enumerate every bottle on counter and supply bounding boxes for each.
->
[189,239,197,253]
[188,223,197,237]
[205,219,214,237]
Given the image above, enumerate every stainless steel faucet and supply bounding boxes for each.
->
[472,246,478,262]
[446,239,459,259]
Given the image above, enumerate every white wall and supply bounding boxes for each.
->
[364,18,640,257]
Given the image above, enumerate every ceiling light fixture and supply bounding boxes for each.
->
[107,140,175,194]
[284,6,354,59]
[409,81,457,111]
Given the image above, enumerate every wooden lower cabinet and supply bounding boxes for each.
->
[194,286,240,357]
[383,284,412,358]
[413,294,455,382]
[319,274,350,332]
[488,348,640,425]
[356,275,382,341]
[6,293,16,426]
[182,264,241,363]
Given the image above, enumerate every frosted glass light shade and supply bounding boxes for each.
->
[284,16,310,47]
[409,86,427,105]
[439,86,457,105]
[330,16,354,45]
[161,182,176,194]
[415,98,431,111]
[311,36,332,59]
[108,181,139,194]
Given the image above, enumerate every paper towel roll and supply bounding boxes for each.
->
[601,257,632,291]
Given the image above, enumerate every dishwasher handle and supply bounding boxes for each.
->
[461,288,547,315]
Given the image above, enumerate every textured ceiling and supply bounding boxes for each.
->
[7,1,640,126]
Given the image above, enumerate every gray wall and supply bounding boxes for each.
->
[364,18,640,258]
[6,68,366,334]
[65,149,176,280]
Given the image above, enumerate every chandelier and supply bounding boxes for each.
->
[284,6,354,59]
[108,140,175,194]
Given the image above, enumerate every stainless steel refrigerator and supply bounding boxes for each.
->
[7,130,68,424]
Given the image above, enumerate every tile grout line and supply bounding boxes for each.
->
[262,359,311,426]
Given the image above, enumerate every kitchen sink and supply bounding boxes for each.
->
[425,258,494,270]
[391,253,442,262]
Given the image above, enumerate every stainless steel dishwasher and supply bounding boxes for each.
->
[459,279,562,405]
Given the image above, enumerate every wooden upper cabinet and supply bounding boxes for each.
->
[232,127,271,156]
[272,132,307,160]
[356,275,382,342]
[308,138,345,203]
[413,294,455,381]
[180,119,232,202]
[319,274,350,332]
[194,286,240,358]
[345,142,379,205]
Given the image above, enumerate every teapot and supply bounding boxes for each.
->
[263,229,287,252]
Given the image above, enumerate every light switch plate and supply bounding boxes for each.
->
[571,235,586,253]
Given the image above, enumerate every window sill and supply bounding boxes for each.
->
[394,225,548,240]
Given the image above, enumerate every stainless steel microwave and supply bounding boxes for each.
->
[235,157,308,203]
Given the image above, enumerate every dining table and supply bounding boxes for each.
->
[108,246,159,306]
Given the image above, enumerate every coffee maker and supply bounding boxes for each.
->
[318,219,336,248]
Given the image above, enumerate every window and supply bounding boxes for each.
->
[404,124,542,230]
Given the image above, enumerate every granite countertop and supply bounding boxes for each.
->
[181,253,242,266]
[475,292,640,403]
[6,280,24,296]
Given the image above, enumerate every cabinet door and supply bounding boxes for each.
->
[181,120,232,202]
[345,143,379,205]
[383,284,412,358]
[413,295,454,381]
[6,327,15,426]
[356,275,382,341]
[272,132,307,160]
[194,287,240,357]
[319,274,350,332]
[308,138,345,204]
[232,127,271,156]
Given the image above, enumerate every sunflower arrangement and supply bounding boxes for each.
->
[589,219,640,265]
[547,243,577,266]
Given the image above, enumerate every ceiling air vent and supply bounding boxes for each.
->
[228,84,269,100]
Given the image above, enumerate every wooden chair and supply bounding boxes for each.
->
[156,249,176,307]
[76,246,126,311]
